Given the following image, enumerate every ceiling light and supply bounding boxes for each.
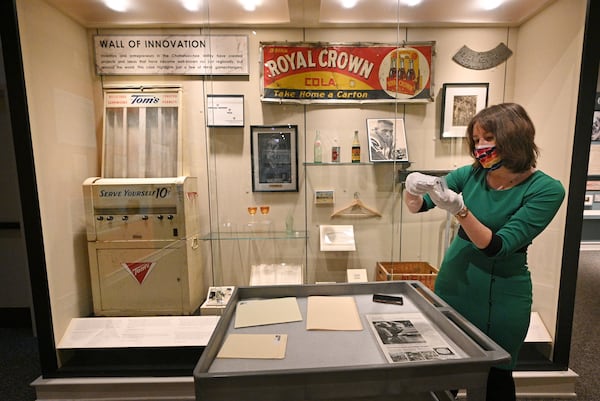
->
[480,0,504,10]
[401,0,422,6]
[104,0,128,12]
[181,0,202,12]
[240,0,262,12]
[341,0,359,9]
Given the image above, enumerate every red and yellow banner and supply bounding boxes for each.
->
[261,42,434,103]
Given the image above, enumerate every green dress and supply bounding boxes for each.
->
[422,165,565,369]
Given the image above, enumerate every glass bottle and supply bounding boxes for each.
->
[351,130,361,163]
[389,57,397,78]
[313,130,322,163]
[406,58,416,82]
[398,57,407,80]
[332,138,340,163]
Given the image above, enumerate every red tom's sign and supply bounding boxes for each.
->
[260,42,435,104]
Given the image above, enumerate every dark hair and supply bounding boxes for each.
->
[466,103,538,172]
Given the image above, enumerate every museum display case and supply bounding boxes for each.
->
[2,0,599,399]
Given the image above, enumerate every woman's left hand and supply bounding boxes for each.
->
[429,187,464,215]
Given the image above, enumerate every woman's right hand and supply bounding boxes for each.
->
[405,172,438,195]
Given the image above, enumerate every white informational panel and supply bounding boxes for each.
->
[94,35,249,76]
[206,95,244,127]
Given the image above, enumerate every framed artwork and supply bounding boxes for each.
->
[367,118,409,162]
[251,125,298,192]
[592,111,600,143]
[592,94,600,143]
[440,83,489,138]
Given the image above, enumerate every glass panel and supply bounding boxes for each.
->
[103,91,180,178]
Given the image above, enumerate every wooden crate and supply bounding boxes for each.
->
[375,261,438,291]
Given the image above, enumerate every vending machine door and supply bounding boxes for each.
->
[90,242,193,316]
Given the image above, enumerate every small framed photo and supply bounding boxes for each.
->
[251,125,298,192]
[206,94,244,127]
[440,83,489,138]
[367,118,409,162]
[592,111,600,143]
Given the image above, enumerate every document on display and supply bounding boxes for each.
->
[306,296,363,331]
[216,333,288,359]
[366,313,466,363]
[234,297,303,328]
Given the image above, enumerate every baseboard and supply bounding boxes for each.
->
[513,369,578,399]
[32,370,579,401]
[580,242,600,251]
[32,376,196,401]
[0,307,32,328]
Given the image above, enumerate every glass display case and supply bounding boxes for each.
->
[2,2,597,398]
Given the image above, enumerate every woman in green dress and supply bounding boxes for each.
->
[404,103,565,401]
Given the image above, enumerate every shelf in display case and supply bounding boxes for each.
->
[201,231,308,241]
[304,161,411,166]
[304,162,375,166]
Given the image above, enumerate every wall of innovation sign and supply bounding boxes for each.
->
[94,34,249,76]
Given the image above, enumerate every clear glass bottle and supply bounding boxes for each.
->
[313,130,322,163]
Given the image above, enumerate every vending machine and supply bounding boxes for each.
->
[83,176,204,316]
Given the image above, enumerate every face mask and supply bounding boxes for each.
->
[474,146,503,170]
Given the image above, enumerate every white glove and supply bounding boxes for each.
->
[405,172,439,196]
[429,186,465,215]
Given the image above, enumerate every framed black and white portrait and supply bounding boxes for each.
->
[367,118,409,162]
[250,125,298,192]
[440,83,489,138]
[592,111,600,143]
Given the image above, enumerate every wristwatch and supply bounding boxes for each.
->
[455,206,469,219]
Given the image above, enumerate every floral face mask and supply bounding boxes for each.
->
[474,145,503,170]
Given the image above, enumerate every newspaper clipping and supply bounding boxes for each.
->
[366,313,466,363]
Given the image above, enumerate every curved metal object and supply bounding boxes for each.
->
[452,42,513,70]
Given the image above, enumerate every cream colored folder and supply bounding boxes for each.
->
[306,296,363,331]
[234,297,303,328]
[216,333,288,359]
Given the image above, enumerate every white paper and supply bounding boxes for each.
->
[319,225,356,251]
[234,297,303,328]
[207,95,244,126]
[217,334,288,359]
[347,268,368,282]
[57,316,219,349]
[306,296,363,331]
[249,264,303,286]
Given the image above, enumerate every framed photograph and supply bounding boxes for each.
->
[440,83,489,138]
[251,125,298,192]
[206,95,244,127]
[592,111,600,143]
[367,118,409,162]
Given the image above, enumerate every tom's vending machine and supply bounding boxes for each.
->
[83,176,203,316]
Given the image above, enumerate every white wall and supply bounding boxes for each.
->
[17,0,99,342]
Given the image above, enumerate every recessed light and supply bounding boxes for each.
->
[240,0,261,12]
[401,0,422,6]
[104,0,128,12]
[181,0,202,12]
[480,0,503,10]
[341,0,359,9]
